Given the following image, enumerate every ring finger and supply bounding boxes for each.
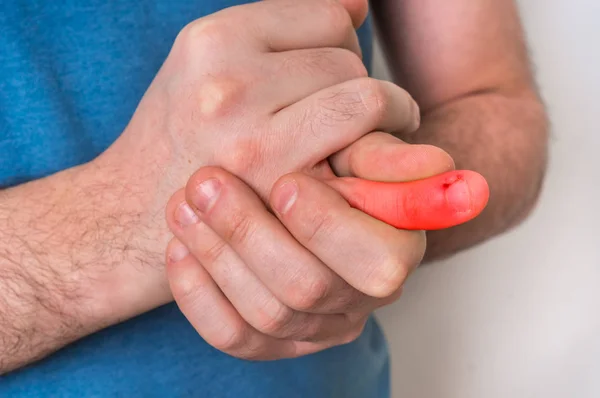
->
[165,238,297,360]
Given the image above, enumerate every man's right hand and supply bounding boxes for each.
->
[89,0,438,314]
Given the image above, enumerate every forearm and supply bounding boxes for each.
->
[370,0,549,260]
[400,89,548,262]
[0,161,169,373]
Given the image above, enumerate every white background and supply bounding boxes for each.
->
[372,1,600,397]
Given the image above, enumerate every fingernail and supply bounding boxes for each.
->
[168,239,189,263]
[192,178,221,213]
[273,181,298,215]
[175,202,199,227]
[444,177,472,214]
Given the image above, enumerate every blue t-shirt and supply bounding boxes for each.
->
[0,1,388,397]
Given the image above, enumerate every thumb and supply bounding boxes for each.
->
[329,132,456,182]
[326,170,490,230]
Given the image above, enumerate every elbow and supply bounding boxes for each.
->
[504,96,550,230]
[509,160,546,229]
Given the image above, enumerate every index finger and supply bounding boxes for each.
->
[270,172,425,298]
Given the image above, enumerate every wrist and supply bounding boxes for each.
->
[67,160,173,328]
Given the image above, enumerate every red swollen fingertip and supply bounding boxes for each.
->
[442,174,473,214]
[327,170,490,231]
[451,170,490,211]
[469,171,491,210]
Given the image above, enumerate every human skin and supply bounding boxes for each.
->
[371,0,548,259]
[331,170,490,230]
[0,0,448,372]
[163,0,547,360]
[162,166,489,360]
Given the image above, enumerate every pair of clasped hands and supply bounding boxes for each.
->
[119,0,489,360]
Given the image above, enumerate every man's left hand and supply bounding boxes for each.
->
[164,133,454,360]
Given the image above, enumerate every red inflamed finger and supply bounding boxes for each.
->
[327,170,490,230]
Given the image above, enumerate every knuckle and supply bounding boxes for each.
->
[286,274,331,311]
[195,75,246,121]
[177,17,232,55]
[366,234,425,298]
[166,74,247,143]
[168,247,206,307]
[223,208,256,246]
[201,238,229,266]
[357,78,388,125]
[219,137,263,179]
[321,0,353,35]
[170,273,198,304]
[375,257,409,298]
[256,300,295,336]
[211,320,248,353]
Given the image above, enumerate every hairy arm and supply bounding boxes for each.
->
[0,161,170,374]
[372,0,549,261]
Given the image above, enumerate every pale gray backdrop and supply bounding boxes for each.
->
[372,1,600,397]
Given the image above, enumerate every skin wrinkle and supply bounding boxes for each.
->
[317,87,366,126]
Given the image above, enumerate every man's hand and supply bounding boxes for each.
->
[101,0,419,201]
[91,0,431,318]
[91,0,424,313]
[162,126,464,360]
[164,166,423,360]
